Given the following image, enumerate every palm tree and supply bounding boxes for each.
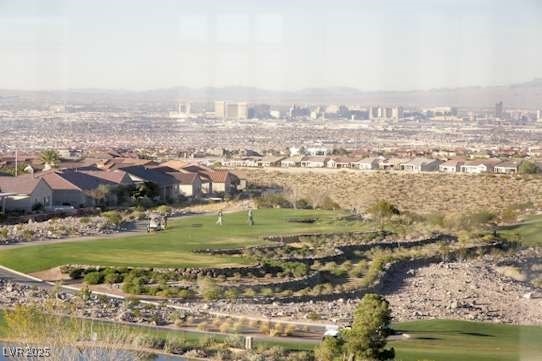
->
[40,149,59,168]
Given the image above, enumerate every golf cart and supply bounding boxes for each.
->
[146,212,167,232]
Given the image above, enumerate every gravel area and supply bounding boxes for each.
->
[383,258,542,325]
[174,251,542,326]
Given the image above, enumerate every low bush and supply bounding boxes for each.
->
[255,193,292,209]
[84,271,104,285]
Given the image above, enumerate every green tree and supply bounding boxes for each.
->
[343,294,395,361]
[367,200,400,231]
[314,337,344,361]
[132,181,160,200]
[39,149,60,167]
[314,336,344,361]
[518,160,539,174]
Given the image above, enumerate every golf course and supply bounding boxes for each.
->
[0,209,368,273]
[499,214,542,247]
[1,313,538,361]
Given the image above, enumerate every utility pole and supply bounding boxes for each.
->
[14,149,18,177]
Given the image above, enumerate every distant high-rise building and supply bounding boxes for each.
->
[237,102,248,119]
[216,101,248,120]
[537,109,541,121]
[368,105,403,120]
[214,101,226,118]
[226,103,239,119]
[178,102,191,114]
[495,101,504,119]
[391,106,404,119]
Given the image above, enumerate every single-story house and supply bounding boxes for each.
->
[180,164,239,194]
[300,156,329,168]
[460,159,501,174]
[120,166,180,200]
[0,175,53,212]
[280,156,304,168]
[38,172,88,207]
[401,158,441,172]
[327,157,354,169]
[493,161,520,174]
[439,159,465,173]
[351,157,379,170]
[167,172,202,198]
[260,156,286,167]
[379,158,409,171]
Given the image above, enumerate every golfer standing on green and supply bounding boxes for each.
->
[247,208,254,226]
[216,210,224,226]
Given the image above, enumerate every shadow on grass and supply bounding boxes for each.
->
[460,332,495,338]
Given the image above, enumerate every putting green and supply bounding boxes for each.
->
[0,209,367,273]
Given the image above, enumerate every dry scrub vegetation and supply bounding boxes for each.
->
[238,169,542,215]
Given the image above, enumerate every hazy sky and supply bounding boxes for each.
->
[1,0,541,91]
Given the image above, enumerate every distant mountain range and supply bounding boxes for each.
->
[2,79,542,108]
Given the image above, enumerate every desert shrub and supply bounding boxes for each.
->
[224,288,240,300]
[306,311,321,320]
[68,267,85,280]
[103,269,124,284]
[295,198,313,209]
[243,288,257,298]
[259,321,271,335]
[177,288,193,299]
[255,193,292,208]
[83,271,104,285]
[259,287,274,297]
[101,210,123,226]
[197,277,223,300]
[156,205,172,215]
[318,196,341,210]
[21,229,34,241]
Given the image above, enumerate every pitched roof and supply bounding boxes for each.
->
[54,171,118,191]
[99,158,157,170]
[351,157,378,164]
[440,159,465,166]
[281,155,304,163]
[159,160,190,170]
[121,166,179,186]
[80,170,131,184]
[203,170,232,183]
[38,171,82,191]
[261,155,286,163]
[0,175,44,194]
[463,158,502,167]
[301,156,329,162]
[494,161,520,168]
[402,157,438,166]
[166,172,199,185]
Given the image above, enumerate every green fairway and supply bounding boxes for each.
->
[498,214,542,246]
[390,320,542,361]
[0,209,366,273]
[267,320,542,361]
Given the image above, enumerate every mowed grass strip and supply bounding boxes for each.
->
[390,320,542,361]
[499,214,542,247]
[0,209,367,273]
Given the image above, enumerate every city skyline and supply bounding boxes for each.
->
[1,0,541,91]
